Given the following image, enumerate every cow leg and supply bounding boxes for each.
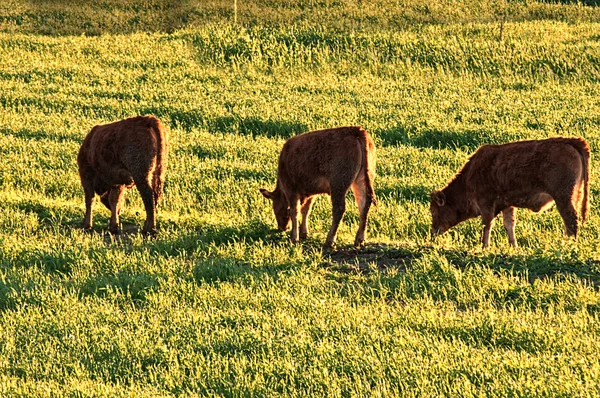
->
[108,185,125,234]
[289,195,301,244]
[82,182,95,231]
[133,177,157,236]
[324,189,347,248]
[300,196,315,240]
[481,214,495,249]
[502,207,518,247]
[351,180,373,247]
[555,196,578,238]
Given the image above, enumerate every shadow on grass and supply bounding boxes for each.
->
[210,116,307,139]
[12,199,83,230]
[10,0,218,36]
[323,243,600,285]
[321,243,421,273]
[150,218,288,258]
[375,125,521,150]
[165,109,308,139]
[376,184,432,204]
[0,127,77,143]
[324,243,600,323]
[444,250,600,285]
[78,271,159,304]
[8,195,600,314]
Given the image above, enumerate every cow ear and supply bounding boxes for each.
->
[259,188,273,200]
[431,191,446,206]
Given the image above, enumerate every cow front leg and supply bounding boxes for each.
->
[300,196,315,240]
[289,195,301,244]
[502,207,518,247]
[324,190,347,248]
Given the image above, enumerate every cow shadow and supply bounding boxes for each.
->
[323,241,600,283]
[324,242,600,318]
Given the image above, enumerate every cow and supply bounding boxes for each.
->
[260,126,376,248]
[77,115,168,236]
[430,137,590,248]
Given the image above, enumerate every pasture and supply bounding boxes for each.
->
[1,0,600,396]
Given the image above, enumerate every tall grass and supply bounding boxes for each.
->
[2,0,600,35]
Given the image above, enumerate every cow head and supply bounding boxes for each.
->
[430,190,460,236]
[260,188,291,231]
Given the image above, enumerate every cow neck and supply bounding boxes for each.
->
[443,172,477,218]
[274,180,287,203]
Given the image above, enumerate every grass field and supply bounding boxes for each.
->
[1,0,600,396]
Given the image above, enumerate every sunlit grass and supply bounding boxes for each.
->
[1,1,600,396]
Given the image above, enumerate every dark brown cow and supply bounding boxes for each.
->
[260,126,376,248]
[430,137,590,247]
[77,115,168,235]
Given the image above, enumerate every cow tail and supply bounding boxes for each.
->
[151,119,168,206]
[360,128,377,207]
[575,138,590,223]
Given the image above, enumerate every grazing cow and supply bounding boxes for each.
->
[430,137,590,248]
[260,126,376,248]
[77,115,168,235]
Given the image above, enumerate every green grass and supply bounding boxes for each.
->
[1,1,600,396]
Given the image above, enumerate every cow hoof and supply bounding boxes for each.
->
[109,228,122,235]
[353,240,364,248]
[323,241,336,249]
[83,226,93,233]
[142,229,157,238]
[299,232,308,240]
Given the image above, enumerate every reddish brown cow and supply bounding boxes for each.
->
[430,137,590,247]
[260,126,376,247]
[77,115,168,235]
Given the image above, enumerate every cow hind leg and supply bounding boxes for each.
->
[82,181,95,231]
[300,196,315,240]
[108,185,126,234]
[152,168,164,208]
[502,207,518,247]
[351,179,373,247]
[481,213,496,249]
[133,175,157,236]
[324,188,348,248]
[555,196,578,238]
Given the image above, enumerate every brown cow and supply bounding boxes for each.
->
[260,126,376,248]
[430,137,590,248]
[77,115,168,235]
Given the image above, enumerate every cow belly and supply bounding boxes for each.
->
[98,166,134,187]
[296,176,331,196]
[115,169,135,186]
[522,193,554,213]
